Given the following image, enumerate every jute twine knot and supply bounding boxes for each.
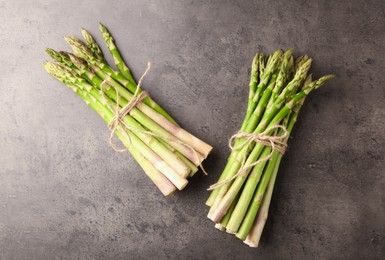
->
[207,125,288,190]
[101,62,151,152]
[100,62,208,175]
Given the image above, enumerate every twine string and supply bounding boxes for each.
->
[101,62,151,152]
[207,125,288,190]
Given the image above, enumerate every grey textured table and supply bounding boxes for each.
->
[1,0,384,259]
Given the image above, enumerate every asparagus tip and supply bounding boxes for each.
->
[295,58,312,80]
[81,28,88,37]
[45,48,59,60]
[64,35,94,59]
[316,74,335,88]
[99,22,107,32]
[43,61,59,73]
[284,48,293,58]
[302,74,313,89]
[43,61,63,79]
[63,36,75,46]
[67,53,86,68]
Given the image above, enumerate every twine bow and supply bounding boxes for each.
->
[207,125,288,190]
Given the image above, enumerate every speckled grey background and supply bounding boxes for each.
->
[0,0,384,259]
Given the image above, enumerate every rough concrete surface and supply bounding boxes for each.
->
[0,0,384,259]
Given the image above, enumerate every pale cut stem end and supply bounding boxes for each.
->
[243,237,259,248]
[215,223,225,231]
[156,161,188,191]
[205,199,214,207]
[137,103,213,158]
[131,150,177,197]
[226,229,236,234]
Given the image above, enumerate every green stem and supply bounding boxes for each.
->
[236,114,293,240]
[99,23,135,84]
[81,28,105,62]
[225,146,272,233]
[235,146,280,240]
[244,154,281,247]
[220,192,241,231]
[206,153,236,206]
[241,50,282,131]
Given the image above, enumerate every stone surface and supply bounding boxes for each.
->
[0,0,384,259]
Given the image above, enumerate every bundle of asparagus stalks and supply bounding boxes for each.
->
[206,50,334,247]
[43,24,212,196]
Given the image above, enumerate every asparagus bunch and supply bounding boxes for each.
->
[44,24,212,196]
[206,50,334,247]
